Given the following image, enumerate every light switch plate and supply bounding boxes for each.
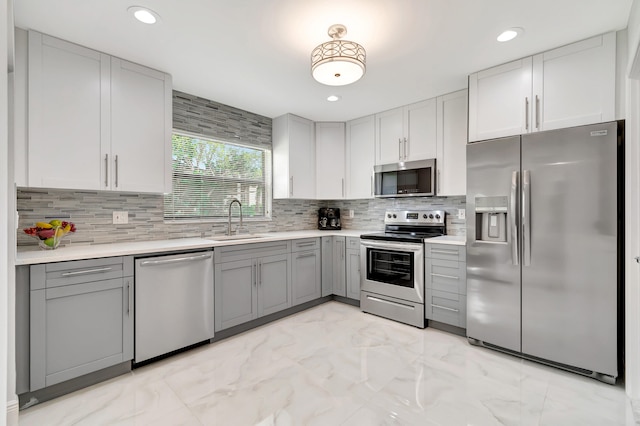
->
[113,211,128,224]
[458,209,466,219]
[348,209,354,218]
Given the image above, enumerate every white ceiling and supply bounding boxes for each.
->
[14,0,633,122]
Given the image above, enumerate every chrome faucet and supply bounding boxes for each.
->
[228,199,243,236]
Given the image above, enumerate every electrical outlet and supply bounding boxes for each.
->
[458,209,466,220]
[348,209,354,218]
[113,211,128,224]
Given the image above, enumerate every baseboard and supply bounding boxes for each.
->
[7,399,19,426]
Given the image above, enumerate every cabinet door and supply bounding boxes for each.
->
[321,236,334,297]
[333,237,346,296]
[111,58,172,193]
[375,107,404,164]
[315,122,346,199]
[436,90,468,196]
[291,250,321,305]
[346,249,361,300]
[346,115,375,199]
[532,32,615,132]
[468,57,532,142]
[30,278,131,390]
[214,259,257,331]
[28,31,110,190]
[258,253,291,316]
[273,114,316,199]
[404,98,437,161]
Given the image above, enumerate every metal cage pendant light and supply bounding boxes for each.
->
[311,24,366,86]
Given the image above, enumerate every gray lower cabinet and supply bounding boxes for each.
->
[346,237,361,300]
[321,236,333,297]
[214,241,291,331]
[425,244,467,328]
[333,236,346,297]
[29,257,134,391]
[291,246,321,306]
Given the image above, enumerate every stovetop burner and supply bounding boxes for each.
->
[360,210,446,243]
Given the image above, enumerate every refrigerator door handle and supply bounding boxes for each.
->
[522,169,531,266]
[510,171,519,265]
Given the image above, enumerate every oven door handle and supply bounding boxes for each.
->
[360,239,424,253]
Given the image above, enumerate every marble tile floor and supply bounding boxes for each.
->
[18,301,636,425]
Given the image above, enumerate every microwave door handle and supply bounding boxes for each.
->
[398,138,402,160]
[404,137,408,160]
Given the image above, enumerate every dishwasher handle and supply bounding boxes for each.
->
[139,253,212,267]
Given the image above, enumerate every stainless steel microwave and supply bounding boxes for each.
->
[374,159,436,197]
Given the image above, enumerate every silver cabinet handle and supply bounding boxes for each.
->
[431,249,457,255]
[525,97,529,131]
[139,253,211,266]
[290,176,293,197]
[404,137,408,159]
[510,171,520,266]
[437,169,441,194]
[61,267,113,277]
[431,303,459,313]
[398,138,402,160]
[367,295,414,310]
[253,262,257,286]
[371,176,374,197]
[296,252,317,259]
[259,261,262,286]
[115,154,119,188]
[535,95,540,130]
[522,169,531,266]
[126,280,131,315]
[104,154,109,187]
[431,273,459,280]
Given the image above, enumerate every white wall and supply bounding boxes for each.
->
[626,0,640,401]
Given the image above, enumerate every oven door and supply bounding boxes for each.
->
[360,239,424,303]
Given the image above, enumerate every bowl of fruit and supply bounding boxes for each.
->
[23,220,77,250]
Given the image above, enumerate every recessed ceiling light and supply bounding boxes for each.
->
[497,27,523,42]
[327,95,341,102]
[128,6,160,24]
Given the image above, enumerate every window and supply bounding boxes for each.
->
[164,132,272,220]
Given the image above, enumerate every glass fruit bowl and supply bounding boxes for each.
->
[23,220,76,250]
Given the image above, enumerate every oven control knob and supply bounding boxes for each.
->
[387,214,392,218]
[392,214,397,218]
[423,214,427,219]
[428,214,434,219]
[435,214,441,219]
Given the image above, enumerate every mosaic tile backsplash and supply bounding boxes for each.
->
[16,189,466,247]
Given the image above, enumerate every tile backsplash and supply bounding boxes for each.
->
[17,189,465,247]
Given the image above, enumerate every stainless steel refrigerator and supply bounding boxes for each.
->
[466,121,620,383]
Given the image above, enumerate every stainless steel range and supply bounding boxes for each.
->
[360,210,446,328]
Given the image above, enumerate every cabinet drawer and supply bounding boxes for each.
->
[426,258,466,294]
[30,256,133,290]
[215,240,290,263]
[426,290,466,328]
[292,238,320,252]
[425,244,466,261]
[347,237,361,249]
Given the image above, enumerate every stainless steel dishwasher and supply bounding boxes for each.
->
[134,250,214,363]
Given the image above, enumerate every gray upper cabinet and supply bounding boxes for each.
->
[291,244,322,306]
[23,30,172,193]
[272,114,316,199]
[214,241,291,331]
[29,257,133,391]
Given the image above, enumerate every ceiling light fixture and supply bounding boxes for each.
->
[497,27,523,42]
[128,6,160,24]
[311,24,366,86]
[327,95,341,102]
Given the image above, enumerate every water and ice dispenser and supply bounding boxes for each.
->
[475,196,508,243]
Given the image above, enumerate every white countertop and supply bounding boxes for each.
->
[16,229,466,265]
[425,235,466,246]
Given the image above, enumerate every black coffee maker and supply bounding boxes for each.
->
[318,208,341,230]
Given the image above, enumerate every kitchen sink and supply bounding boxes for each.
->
[209,234,267,242]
